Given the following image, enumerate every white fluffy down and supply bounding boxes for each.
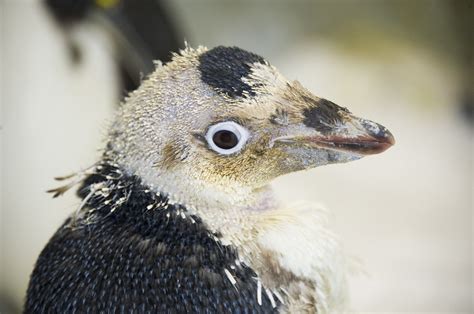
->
[258,202,349,313]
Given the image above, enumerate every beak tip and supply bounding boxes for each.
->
[374,127,395,152]
[358,119,395,154]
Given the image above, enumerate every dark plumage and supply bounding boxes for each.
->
[198,46,266,98]
[26,162,279,313]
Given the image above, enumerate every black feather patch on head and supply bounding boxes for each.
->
[198,46,266,98]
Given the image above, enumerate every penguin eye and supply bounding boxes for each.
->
[205,121,249,155]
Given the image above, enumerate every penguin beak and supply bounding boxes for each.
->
[287,116,395,156]
[273,97,395,166]
[307,132,394,156]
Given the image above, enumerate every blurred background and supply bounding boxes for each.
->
[1,0,472,312]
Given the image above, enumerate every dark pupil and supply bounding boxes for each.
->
[212,130,239,149]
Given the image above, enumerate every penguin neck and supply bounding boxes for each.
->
[77,159,277,247]
[111,156,279,242]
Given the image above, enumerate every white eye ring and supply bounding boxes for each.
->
[205,121,250,155]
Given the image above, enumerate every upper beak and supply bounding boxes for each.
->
[274,97,395,160]
[293,116,395,156]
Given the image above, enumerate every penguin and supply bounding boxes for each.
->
[25,46,394,313]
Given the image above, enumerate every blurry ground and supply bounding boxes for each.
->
[1,0,472,313]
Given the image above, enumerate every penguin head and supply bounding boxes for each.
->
[109,46,394,209]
